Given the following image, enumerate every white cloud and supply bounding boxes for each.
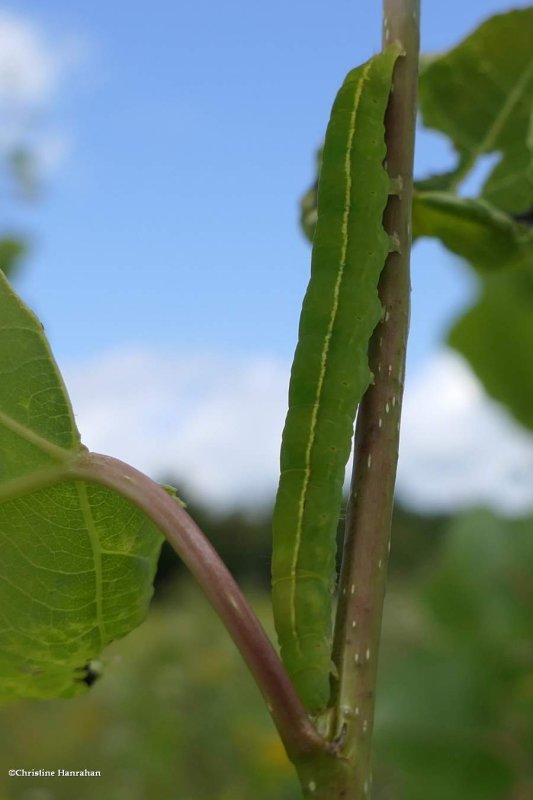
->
[61,346,533,516]
[0,10,85,170]
[397,350,533,515]
[0,11,83,104]
[62,348,288,510]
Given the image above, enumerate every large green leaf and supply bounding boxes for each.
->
[448,267,533,431]
[0,272,162,701]
[418,8,533,212]
[416,9,533,427]
[413,191,533,273]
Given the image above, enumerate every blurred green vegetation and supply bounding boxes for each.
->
[0,147,36,279]
[376,510,533,800]
[1,504,531,799]
[154,492,449,593]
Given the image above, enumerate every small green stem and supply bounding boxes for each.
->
[330,0,419,795]
[68,451,327,766]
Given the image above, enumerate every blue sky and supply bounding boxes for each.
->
[9,0,527,365]
[3,0,533,512]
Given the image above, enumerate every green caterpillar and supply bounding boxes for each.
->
[271,45,401,714]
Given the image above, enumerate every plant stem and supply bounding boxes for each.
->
[68,451,328,765]
[330,0,419,794]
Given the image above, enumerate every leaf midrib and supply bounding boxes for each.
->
[0,408,76,462]
[76,482,105,650]
[450,55,533,191]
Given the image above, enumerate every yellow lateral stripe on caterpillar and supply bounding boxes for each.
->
[271,45,401,714]
[288,60,372,650]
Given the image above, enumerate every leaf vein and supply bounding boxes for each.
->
[0,408,73,462]
[75,483,105,650]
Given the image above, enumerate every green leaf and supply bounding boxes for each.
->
[413,191,533,273]
[302,10,533,249]
[272,46,401,714]
[413,166,468,194]
[301,141,533,435]
[0,272,162,702]
[418,8,533,211]
[0,238,28,279]
[448,267,533,431]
